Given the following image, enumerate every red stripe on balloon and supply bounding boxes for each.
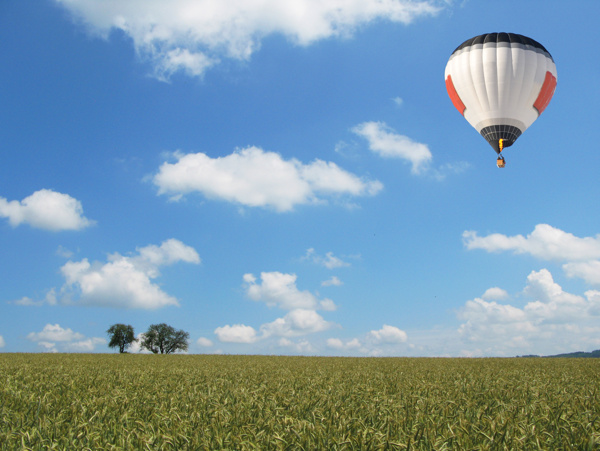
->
[445,75,466,115]
[533,71,557,115]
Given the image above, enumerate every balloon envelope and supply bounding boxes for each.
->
[444,33,557,154]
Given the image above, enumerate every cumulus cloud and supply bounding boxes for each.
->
[153,148,382,211]
[279,338,314,353]
[369,324,408,344]
[27,323,84,342]
[327,328,408,356]
[244,271,337,311]
[129,333,152,354]
[322,276,343,287]
[459,298,530,331]
[13,289,58,307]
[457,270,600,355]
[260,309,333,338]
[352,121,432,174]
[56,245,75,258]
[215,309,333,344]
[481,287,509,301]
[59,239,200,309]
[563,261,600,285]
[523,269,589,322]
[38,342,59,353]
[346,338,362,348]
[327,337,344,349]
[55,0,442,79]
[0,335,5,348]
[197,337,214,347]
[429,161,471,181]
[65,337,107,352]
[0,189,94,231]
[464,224,600,286]
[131,238,201,276]
[303,248,350,269]
[327,337,362,350]
[214,324,258,343]
[215,269,338,347]
[27,324,105,352]
[463,224,600,262]
[586,290,600,316]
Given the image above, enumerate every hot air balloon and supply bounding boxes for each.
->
[444,33,557,167]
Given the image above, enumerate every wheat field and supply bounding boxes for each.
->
[1,354,599,450]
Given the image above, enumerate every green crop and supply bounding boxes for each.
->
[1,354,599,450]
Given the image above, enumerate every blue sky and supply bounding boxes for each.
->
[1,0,599,356]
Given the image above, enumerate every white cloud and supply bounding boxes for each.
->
[26,324,106,352]
[197,337,214,347]
[55,0,442,79]
[463,224,600,262]
[457,270,600,355]
[214,324,258,343]
[428,161,471,181]
[369,324,408,344]
[586,290,600,316]
[523,269,589,322]
[346,338,362,349]
[303,248,350,269]
[322,276,343,287]
[153,148,382,211]
[458,298,530,329]
[59,239,200,309]
[129,333,151,354]
[464,224,600,287]
[260,309,333,338]
[65,337,107,352]
[38,341,58,353]
[482,287,508,301]
[60,257,180,308]
[27,324,85,342]
[328,328,410,356]
[319,299,338,311]
[244,271,337,311]
[0,189,94,231]
[334,140,360,159]
[352,121,432,174]
[132,238,201,276]
[56,245,75,258]
[214,272,337,353]
[13,289,58,307]
[0,335,4,348]
[327,337,344,349]
[563,261,600,285]
[278,338,314,353]
[216,271,337,347]
[156,48,216,80]
[327,337,362,350]
[215,308,332,344]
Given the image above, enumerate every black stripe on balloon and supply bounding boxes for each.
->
[480,125,523,154]
[451,33,553,62]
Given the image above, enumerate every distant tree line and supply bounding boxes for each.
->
[107,323,189,354]
[518,349,600,358]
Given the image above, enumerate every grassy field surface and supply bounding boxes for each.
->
[1,354,599,450]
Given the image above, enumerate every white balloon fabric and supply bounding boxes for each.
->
[445,33,557,154]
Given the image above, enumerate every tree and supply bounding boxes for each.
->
[107,324,136,353]
[140,323,189,354]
